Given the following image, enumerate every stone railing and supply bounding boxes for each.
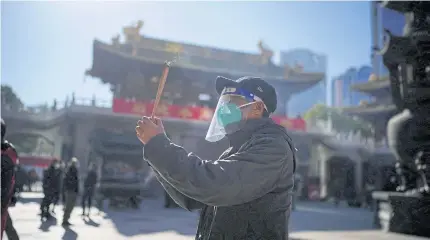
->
[1,97,112,122]
[3,98,111,114]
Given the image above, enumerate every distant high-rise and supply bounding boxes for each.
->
[332,66,373,107]
[280,49,327,116]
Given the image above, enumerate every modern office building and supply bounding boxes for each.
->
[332,66,373,107]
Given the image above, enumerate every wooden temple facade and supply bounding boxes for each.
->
[4,21,328,197]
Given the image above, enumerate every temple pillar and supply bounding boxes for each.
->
[355,159,363,197]
[53,128,63,159]
[71,119,95,174]
[276,95,290,116]
[320,158,328,199]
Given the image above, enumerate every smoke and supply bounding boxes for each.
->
[142,167,157,188]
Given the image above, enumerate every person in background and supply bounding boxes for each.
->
[81,163,98,216]
[292,174,302,211]
[27,169,39,192]
[40,159,62,220]
[382,176,398,192]
[50,160,63,214]
[5,181,19,240]
[1,118,18,239]
[62,158,79,227]
[364,181,375,209]
[60,161,67,210]
[332,179,343,207]
[14,164,25,195]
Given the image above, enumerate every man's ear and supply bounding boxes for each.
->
[252,102,265,117]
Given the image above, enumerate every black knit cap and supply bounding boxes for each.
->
[215,76,277,114]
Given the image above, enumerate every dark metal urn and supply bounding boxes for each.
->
[372,1,430,238]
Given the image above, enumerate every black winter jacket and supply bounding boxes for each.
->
[144,118,296,240]
[63,165,79,193]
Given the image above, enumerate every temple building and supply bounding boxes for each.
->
[4,21,325,197]
[339,75,398,198]
[340,75,396,145]
[87,21,324,116]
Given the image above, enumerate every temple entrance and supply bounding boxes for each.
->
[363,151,397,190]
[90,129,147,208]
[327,157,356,202]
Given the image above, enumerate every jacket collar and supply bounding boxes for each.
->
[226,118,273,148]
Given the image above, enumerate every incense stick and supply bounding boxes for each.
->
[151,61,172,118]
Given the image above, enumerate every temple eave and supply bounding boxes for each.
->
[341,104,396,119]
[350,80,390,92]
[90,40,324,92]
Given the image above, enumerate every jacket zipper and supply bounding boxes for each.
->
[205,206,217,240]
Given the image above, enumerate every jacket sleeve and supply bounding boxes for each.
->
[144,133,290,207]
[143,148,203,211]
[152,167,203,210]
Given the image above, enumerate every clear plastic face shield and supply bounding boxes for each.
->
[205,87,267,142]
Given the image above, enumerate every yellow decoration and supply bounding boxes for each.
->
[155,104,169,116]
[359,100,369,106]
[368,74,378,82]
[132,103,146,114]
[179,108,192,119]
[199,108,214,121]
[294,62,304,72]
[257,40,274,65]
[165,43,184,53]
[280,119,292,128]
[123,20,143,43]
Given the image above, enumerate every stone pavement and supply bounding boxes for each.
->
[7,193,426,240]
[290,230,430,240]
[7,192,198,240]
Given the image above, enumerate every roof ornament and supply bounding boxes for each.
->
[111,34,120,47]
[294,61,304,72]
[123,20,143,44]
[359,100,369,106]
[257,40,274,65]
[368,73,378,82]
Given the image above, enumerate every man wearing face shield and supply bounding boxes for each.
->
[136,76,296,240]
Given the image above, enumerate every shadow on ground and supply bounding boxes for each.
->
[38,216,57,232]
[105,199,375,237]
[104,198,198,237]
[62,227,78,240]
[83,216,101,227]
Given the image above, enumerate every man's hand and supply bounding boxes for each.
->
[136,117,165,144]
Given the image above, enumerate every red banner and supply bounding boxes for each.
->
[112,98,306,131]
[19,156,56,168]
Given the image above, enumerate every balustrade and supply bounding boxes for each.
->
[2,97,112,116]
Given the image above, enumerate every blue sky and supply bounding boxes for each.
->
[1,1,372,106]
